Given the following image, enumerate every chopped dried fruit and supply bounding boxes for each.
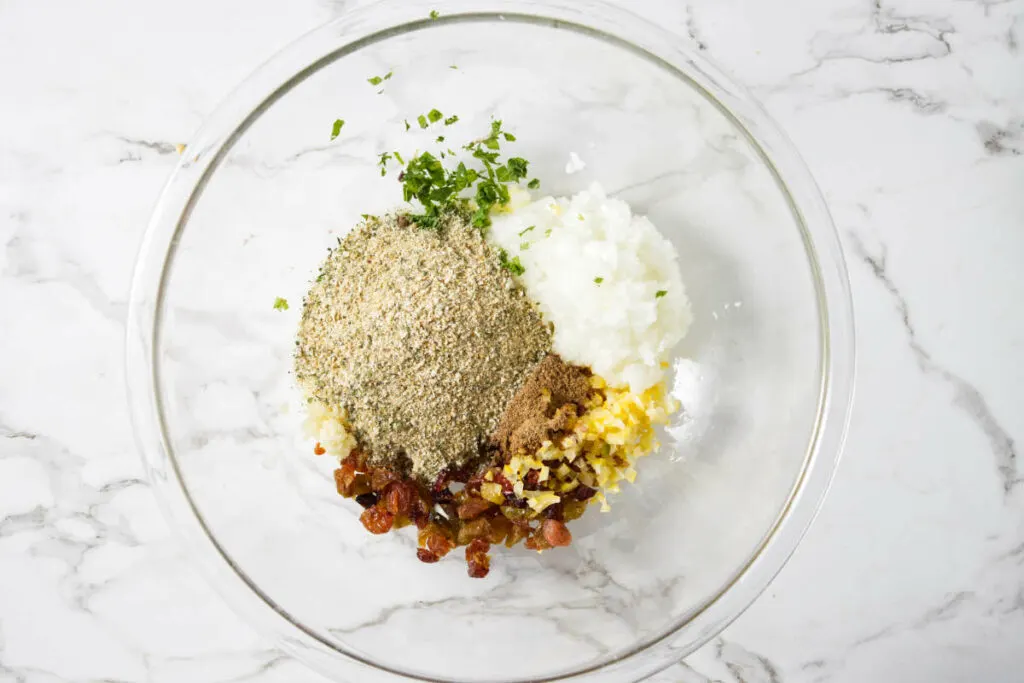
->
[486,515,511,545]
[384,481,415,516]
[313,442,326,455]
[371,468,401,491]
[360,505,395,534]
[466,538,491,578]
[543,502,565,521]
[457,496,493,520]
[355,492,379,509]
[417,548,440,563]
[542,519,572,547]
[457,518,491,545]
[525,530,552,552]
[419,524,455,558]
[505,522,530,548]
[334,462,358,497]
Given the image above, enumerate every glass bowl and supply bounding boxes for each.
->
[125,1,854,681]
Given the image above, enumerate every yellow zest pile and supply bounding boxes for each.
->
[502,376,678,514]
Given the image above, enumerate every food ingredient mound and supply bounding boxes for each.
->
[295,211,551,482]
[489,183,692,392]
[491,354,591,459]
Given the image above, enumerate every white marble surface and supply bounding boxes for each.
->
[1,0,1022,681]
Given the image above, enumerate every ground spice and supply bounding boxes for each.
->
[490,354,592,458]
[295,211,551,482]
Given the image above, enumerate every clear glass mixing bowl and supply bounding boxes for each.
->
[126,1,855,681]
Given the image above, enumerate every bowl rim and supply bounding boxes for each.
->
[125,1,855,681]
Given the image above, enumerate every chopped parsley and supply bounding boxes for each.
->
[655,290,668,298]
[427,108,444,124]
[396,118,533,232]
[444,115,459,126]
[520,242,530,250]
[528,178,540,189]
[330,119,345,140]
[436,135,445,143]
[273,297,289,311]
[498,249,525,276]
[518,225,535,237]
[429,9,440,19]
[378,152,392,176]
[367,71,393,86]
[417,114,428,129]
[404,119,411,131]
[393,151,405,165]
[594,277,604,284]
[450,65,459,70]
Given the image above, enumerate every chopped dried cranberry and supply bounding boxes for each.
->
[523,470,540,489]
[355,492,379,509]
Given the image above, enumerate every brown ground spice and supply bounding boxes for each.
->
[490,354,592,458]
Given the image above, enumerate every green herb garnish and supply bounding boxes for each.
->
[444,115,459,126]
[368,71,393,86]
[417,114,428,129]
[273,297,289,311]
[498,249,525,276]
[394,119,532,232]
[528,178,540,189]
[404,119,411,131]
[330,119,345,140]
[436,135,445,143]
[655,290,667,298]
[393,151,405,165]
[429,10,440,19]
[450,65,459,70]
[594,277,604,284]
[518,225,535,237]
[378,152,393,176]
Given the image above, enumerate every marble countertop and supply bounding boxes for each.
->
[1,0,1022,681]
